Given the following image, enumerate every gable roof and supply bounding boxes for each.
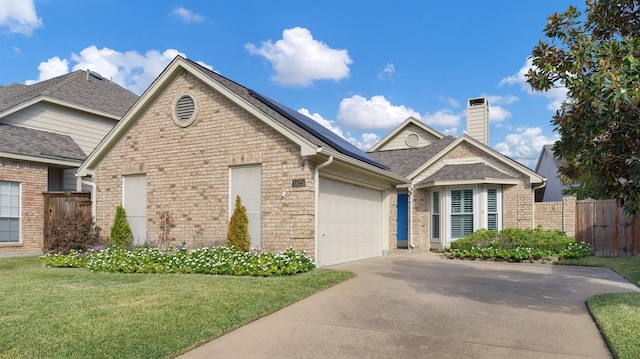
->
[78,56,406,183]
[0,123,86,166]
[369,136,456,177]
[535,144,566,172]
[368,117,444,152]
[417,163,519,187]
[0,70,138,120]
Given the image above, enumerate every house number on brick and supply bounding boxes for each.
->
[292,179,306,188]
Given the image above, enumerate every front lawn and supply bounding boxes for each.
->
[558,256,640,359]
[0,256,354,359]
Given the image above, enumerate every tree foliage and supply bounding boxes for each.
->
[227,195,251,252]
[110,204,133,248]
[527,0,640,215]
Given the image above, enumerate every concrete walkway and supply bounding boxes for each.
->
[177,252,639,359]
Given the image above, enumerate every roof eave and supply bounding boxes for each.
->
[0,151,83,167]
[415,178,521,189]
[317,147,409,184]
[1,96,123,121]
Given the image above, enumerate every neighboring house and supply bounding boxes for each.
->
[369,98,547,251]
[535,144,568,202]
[0,70,138,255]
[76,56,407,267]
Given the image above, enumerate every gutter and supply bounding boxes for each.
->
[314,155,334,266]
[531,178,548,228]
[82,180,97,220]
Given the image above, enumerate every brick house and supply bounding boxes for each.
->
[0,71,137,255]
[76,56,407,267]
[369,98,547,251]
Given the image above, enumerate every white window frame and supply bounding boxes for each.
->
[447,187,478,241]
[0,181,20,243]
[431,189,441,241]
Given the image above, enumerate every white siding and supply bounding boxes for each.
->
[2,102,118,155]
[374,123,442,151]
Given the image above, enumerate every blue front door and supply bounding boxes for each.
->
[397,193,408,248]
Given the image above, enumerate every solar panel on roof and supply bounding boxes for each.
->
[248,90,388,170]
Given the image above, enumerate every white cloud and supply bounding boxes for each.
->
[377,63,395,81]
[245,27,352,87]
[494,126,559,168]
[171,7,206,23]
[25,46,212,94]
[298,108,380,150]
[488,105,511,122]
[337,95,420,130]
[440,96,460,108]
[0,0,42,35]
[500,58,568,111]
[422,109,462,128]
[25,57,69,84]
[486,94,518,105]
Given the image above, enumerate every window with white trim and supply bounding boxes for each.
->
[486,187,501,231]
[0,181,20,243]
[431,190,440,239]
[450,188,474,239]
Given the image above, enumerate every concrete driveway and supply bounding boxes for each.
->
[177,252,639,359]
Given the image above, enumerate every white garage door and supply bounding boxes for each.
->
[319,177,383,266]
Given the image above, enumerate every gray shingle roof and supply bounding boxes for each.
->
[0,123,87,163]
[186,58,387,169]
[543,144,566,168]
[418,163,516,185]
[0,70,138,117]
[368,136,457,177]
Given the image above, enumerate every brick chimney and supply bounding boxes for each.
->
[466,97,489,145]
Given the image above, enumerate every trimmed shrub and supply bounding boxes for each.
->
[227,195,250,252]
[43,211,101,254]
[109,204,133,248]
[445,227,589,261]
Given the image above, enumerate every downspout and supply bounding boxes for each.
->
[408,185,415,249]
[532,179,547,228]
[314,155,334,266]
[82,180,97,220]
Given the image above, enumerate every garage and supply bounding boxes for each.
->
[318,177,383,266]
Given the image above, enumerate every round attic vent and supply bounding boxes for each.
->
[405,133,420,147]
[173,94,197,127]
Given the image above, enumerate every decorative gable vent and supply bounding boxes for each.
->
[173,94,197,127]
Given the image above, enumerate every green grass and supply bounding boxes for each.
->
[557,256,640,359]
[0,256,355,359]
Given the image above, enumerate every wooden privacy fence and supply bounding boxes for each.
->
[576,199,640,257]
[43,191,92,224]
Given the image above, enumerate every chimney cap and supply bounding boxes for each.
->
[468,97,486,106]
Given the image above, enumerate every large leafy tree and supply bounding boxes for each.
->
[527,0,640,215]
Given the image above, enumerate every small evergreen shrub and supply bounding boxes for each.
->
[227,195,250,252]
[43,211,101,254]
[109,204,133,248]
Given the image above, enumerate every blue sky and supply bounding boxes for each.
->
[1,0,583,168]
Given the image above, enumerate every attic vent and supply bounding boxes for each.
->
[405,133,420,147]
[173,94,197,127]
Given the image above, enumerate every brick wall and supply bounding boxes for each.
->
[534,196,576,238]
[92,71,317,255]
[0,159,47,256]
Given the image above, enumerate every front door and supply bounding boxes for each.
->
[397,193,408,248]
